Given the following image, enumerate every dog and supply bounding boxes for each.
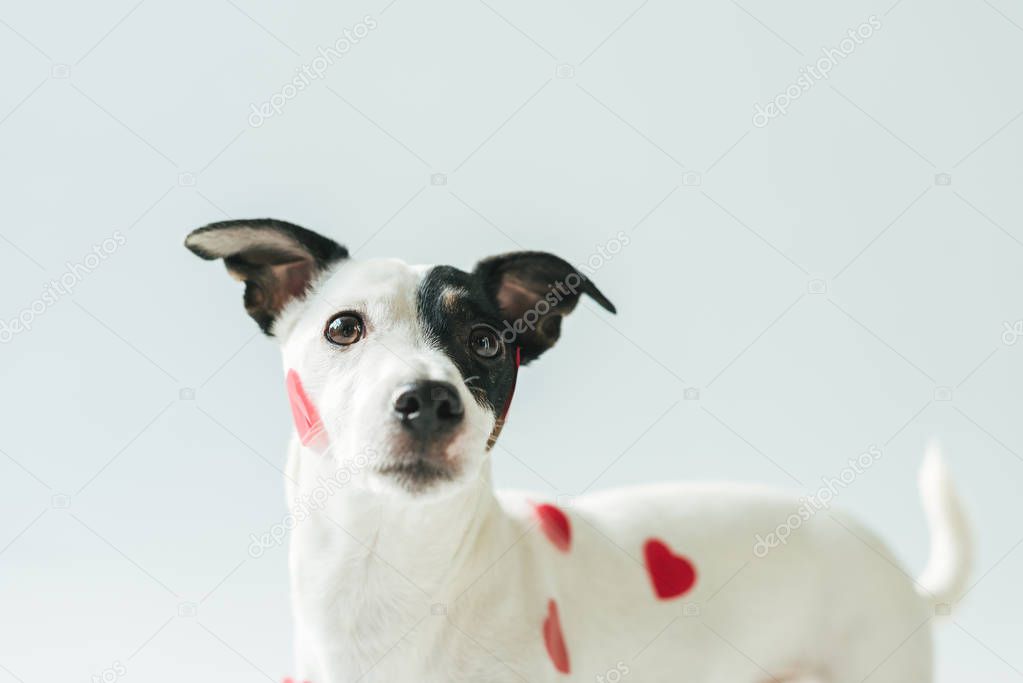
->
[186,219,971,683]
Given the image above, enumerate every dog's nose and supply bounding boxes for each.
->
[392,381,464,434]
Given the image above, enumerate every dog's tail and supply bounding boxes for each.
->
[916,443,972,609]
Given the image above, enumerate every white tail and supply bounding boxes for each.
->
[916,444,972,608]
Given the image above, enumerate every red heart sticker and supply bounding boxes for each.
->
[542,599,570,674]
[286,369,327,448]
[643,539,697,600]
[533,503,571,552]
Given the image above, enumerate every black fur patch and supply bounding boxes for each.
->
[416,266,518,420]
[473,250,615,364]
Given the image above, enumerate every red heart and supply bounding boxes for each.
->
[643,539,697,600]
[542,599,570,674]
[533,503,571,552]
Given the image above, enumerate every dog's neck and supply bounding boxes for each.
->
[288,441,502,602]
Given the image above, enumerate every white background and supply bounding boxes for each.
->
[1,0,1021,681]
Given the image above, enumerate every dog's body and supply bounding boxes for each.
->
[186,220,970,683]
[286,446,965,683]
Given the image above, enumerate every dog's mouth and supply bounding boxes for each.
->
[376,457,456,492]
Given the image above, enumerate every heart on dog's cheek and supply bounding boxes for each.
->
[533,503,571,552]
[542,599,570,674]
[286,369,327,448]
[643,539,697,600]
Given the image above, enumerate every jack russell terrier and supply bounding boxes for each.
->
[186,219,971,683]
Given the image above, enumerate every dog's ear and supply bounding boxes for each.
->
[185,219,348,334]
[473,251,616,364]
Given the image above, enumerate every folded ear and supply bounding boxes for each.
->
[184,219,347,334]
[473,251,616,364]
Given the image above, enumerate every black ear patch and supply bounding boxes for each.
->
[473,251,616,364]
[185,219,348,334]
[417,266,519,421]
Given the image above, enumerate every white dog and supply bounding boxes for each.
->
[186,220,971,683]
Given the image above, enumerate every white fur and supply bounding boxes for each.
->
[272,258,969,682]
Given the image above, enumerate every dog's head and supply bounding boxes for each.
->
[186,220,615,498]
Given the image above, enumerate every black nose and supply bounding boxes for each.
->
[393,381,464,435]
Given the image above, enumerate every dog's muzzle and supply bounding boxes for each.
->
[392,381,464,437]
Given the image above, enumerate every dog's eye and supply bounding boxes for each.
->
[325,313,364,346]
[469,326,501,359]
